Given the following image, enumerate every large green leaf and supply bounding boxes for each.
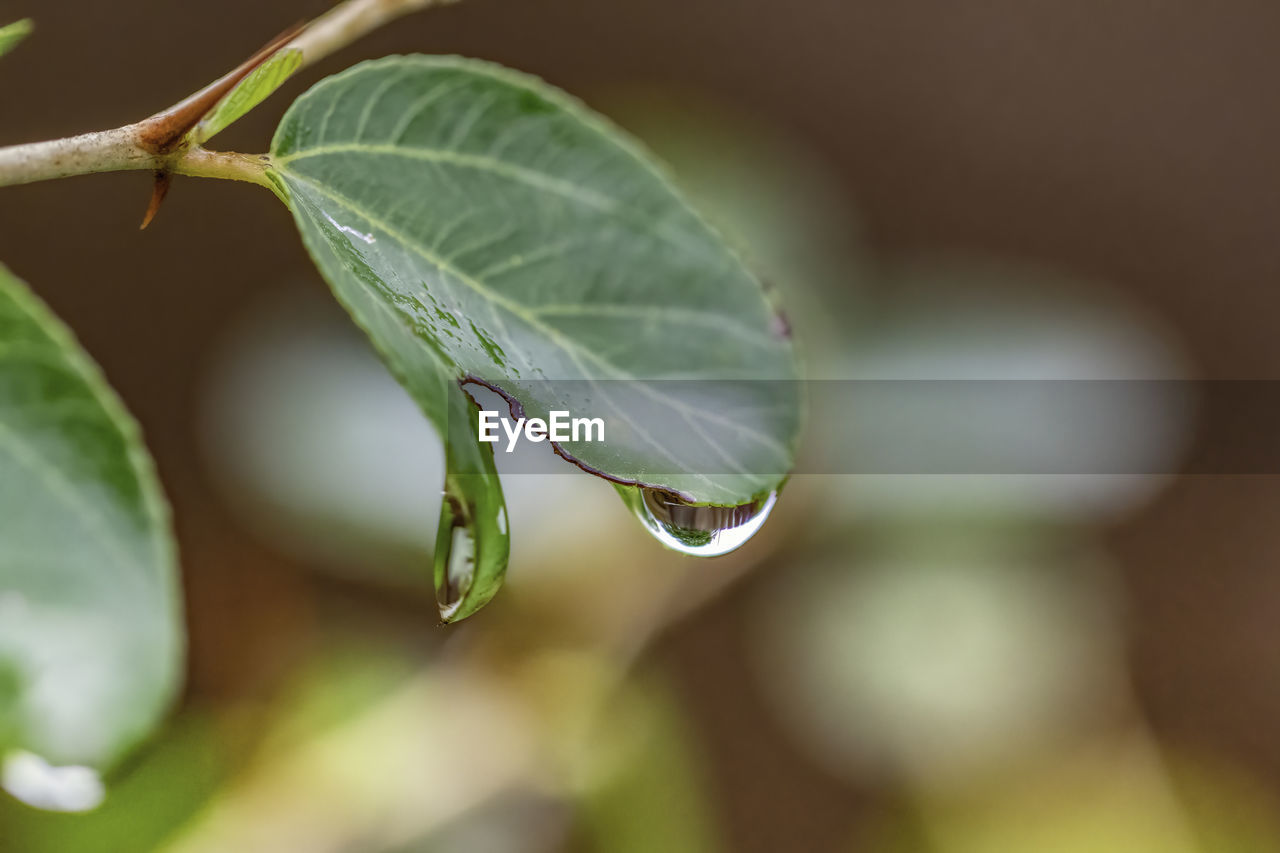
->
[269,56,799,618]
[0,264,181,810]
[0,19,32,58]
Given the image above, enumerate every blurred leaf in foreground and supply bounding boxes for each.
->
[0,264,181,811]
[870,740,1280,853]
[576,672,721,853]
[0,716,229,853]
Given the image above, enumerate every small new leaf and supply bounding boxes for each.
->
[0,20,33,59]
[192,47,303,145]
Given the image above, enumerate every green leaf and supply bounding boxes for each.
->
[0,264,181,810]
[269,56,799,618]
[0,715,230,852]
[0,19,33,58]
[192,46,303,145]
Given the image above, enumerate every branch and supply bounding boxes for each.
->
[0,127,155,188]
[0,0,459,190]
[288,0,459,67]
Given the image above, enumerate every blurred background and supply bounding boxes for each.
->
[2,0,1280,850]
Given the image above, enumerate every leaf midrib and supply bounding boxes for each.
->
[278,144,619,212]
[273,144,726,267]
[281,169,792,466]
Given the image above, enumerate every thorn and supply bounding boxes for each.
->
[139,171,171,230]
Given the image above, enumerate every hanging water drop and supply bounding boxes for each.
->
[621,487,779,557]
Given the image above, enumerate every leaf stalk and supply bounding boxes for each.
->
[0,0,457,191]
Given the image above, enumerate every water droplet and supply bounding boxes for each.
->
[2,751,104,813]
[435,493,475,622]
[468,320,509,370]
[622,487,778,557]
[321,212,375,245]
